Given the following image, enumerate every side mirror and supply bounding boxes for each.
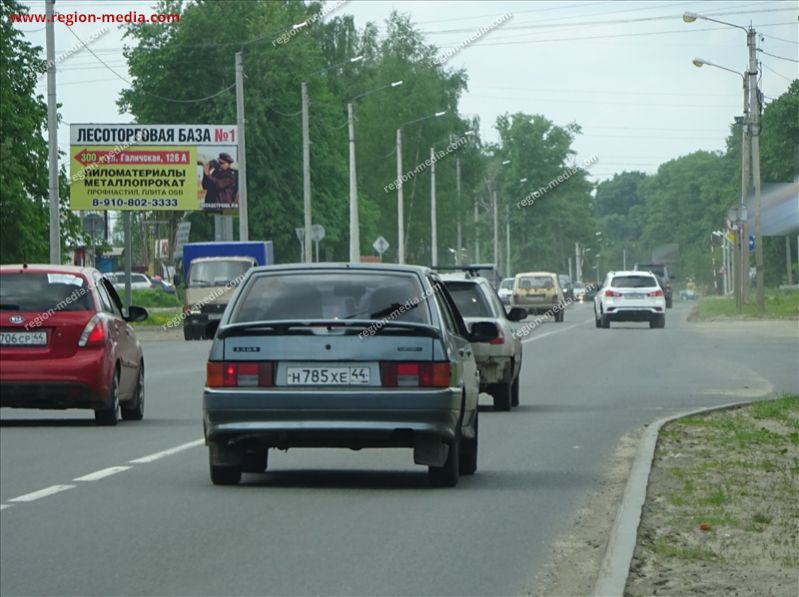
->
[468,321,499,343]
[506,307,527,322]
[206,320,220,339]
[125,305,148,323]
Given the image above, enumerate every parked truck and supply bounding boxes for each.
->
[181,241,274,340]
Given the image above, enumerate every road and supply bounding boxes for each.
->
[2,302,796,596]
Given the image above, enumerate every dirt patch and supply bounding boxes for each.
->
[626,398,799,597]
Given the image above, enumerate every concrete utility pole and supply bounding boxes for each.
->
[456,157,462,259]
[396,128,405,264]
[348,102,359,262]
[301,81,312,262]
[492,189,498,266]
[575,242,581,282]
[235,52,248,242]
[505,205,510,277]
[748,27,764,314]
[46,0,60,264]
[740,79,751,308]
[430,147,437,266]
[474,200,480,262]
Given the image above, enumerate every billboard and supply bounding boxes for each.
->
[69,124,239,212]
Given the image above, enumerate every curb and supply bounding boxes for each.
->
[591,396,775,597]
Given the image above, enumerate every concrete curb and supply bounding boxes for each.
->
[591,397,775,597]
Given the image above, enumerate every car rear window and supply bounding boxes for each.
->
[0,273,95,312]
[499,279,514,290]
[517,275,554,289]
[189,260,252,287]
[230,271,431,324]
[611,275,658,288]
[443,282,493,318]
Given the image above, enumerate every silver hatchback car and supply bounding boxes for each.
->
[202,264,499,487]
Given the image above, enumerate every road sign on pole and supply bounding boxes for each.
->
[748,234,755,252]
[373,236,390,261]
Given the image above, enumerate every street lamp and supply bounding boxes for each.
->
[395,110,447,263]
[692,56,749,311]
[685,11,764,313]
[347,79,403,262]
[301,56,363,262]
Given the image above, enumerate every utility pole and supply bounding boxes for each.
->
[301,81,312,262]
[235,52,248,242]
[456,157,462,259]
[492,189,498,266]
[748,27,764,314]
[575,242,581,282]
[740,89,750,308]
[505,205,510,277]
[430,147,437,266]
[46,0,60,264]
[347,102,359,262]
[474,200,480,262]
[396,128,405,264]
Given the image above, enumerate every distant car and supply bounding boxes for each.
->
[149,275,176,294]
[497,277,514,305]
[594,270,666,329]
[680,288,698,301]
[634,263,674,308]
[109,272,154,292]
[558,275,574,301]
[441,275,526,411]
[0,264,149,424]
[202,263,500,487]
[573,281,586,302]
[511,271,566,322]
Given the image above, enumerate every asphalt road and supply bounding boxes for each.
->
[2,302,797,596]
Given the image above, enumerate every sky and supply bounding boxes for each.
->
[14,0,799,184]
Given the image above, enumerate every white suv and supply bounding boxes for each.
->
[441,275,526,411]
[594,271,666,329]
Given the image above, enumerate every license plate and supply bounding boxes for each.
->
[207,313,223,320]
[625,293,645,299]
[0,330,47,346]
[286,366,371,386]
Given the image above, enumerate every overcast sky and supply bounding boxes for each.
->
[16,0,799,182]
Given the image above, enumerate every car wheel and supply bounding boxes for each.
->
[429,437,460,487]
[459,411,478,476]
[666,297,673,309]
[594,311,601,328]
[490,382,512,412]
[121,362,145,421]
[511,373,520,407]
[555,310,564,323]
[95,368,120,426]
[240,449,269,473]
[657,314,666,328]
[183,326,194,341]
[601,312,610,329]
[210,465,242,486]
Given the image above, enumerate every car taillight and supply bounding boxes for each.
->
[490,326,505,345]
[207,362,273,388]
[604,289,623,297]
[648,289,664,297]
[381,362,450,387]
[78,316,107,347]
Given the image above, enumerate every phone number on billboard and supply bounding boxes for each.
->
[91,198,180,208]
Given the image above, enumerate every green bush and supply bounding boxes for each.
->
[130,289,182,308]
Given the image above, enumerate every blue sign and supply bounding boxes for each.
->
[748,234,755,252]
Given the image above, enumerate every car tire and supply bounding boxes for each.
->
[95,368,120,426]
[459,411,478,476]
[656,314,666,328]
[183,326,194,341]
[240,449,269,473]
[555,310,564,323]
[121,362,145,421]
[666,297,673,309]
[429,437,460,487]
[490,382,512,412]
[595,312,601,328]
[601,312,610,329]
[210,465,242,486]
[511,373,520,407]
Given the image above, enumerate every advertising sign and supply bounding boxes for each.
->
[70,124,239,212]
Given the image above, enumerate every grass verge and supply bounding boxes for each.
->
[689,288,799,320]
[626,395,799,596]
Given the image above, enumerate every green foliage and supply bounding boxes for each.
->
[0,0,49,263]
[130,289,181,308]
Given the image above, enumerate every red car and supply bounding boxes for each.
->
[0,264,148,425]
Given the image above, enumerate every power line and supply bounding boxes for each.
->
[64,26,236,104]
[761,61,796,82]
[758,48,799,63]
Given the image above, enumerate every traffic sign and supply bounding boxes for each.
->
[748,234,755,252]
[373,236,390,255]
[311,224,325,242]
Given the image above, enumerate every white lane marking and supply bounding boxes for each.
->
[8,485,75,503]
[520,319,591,344]
[0,504,12,510]
[128,438,204,464]
[73,466,131,482]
